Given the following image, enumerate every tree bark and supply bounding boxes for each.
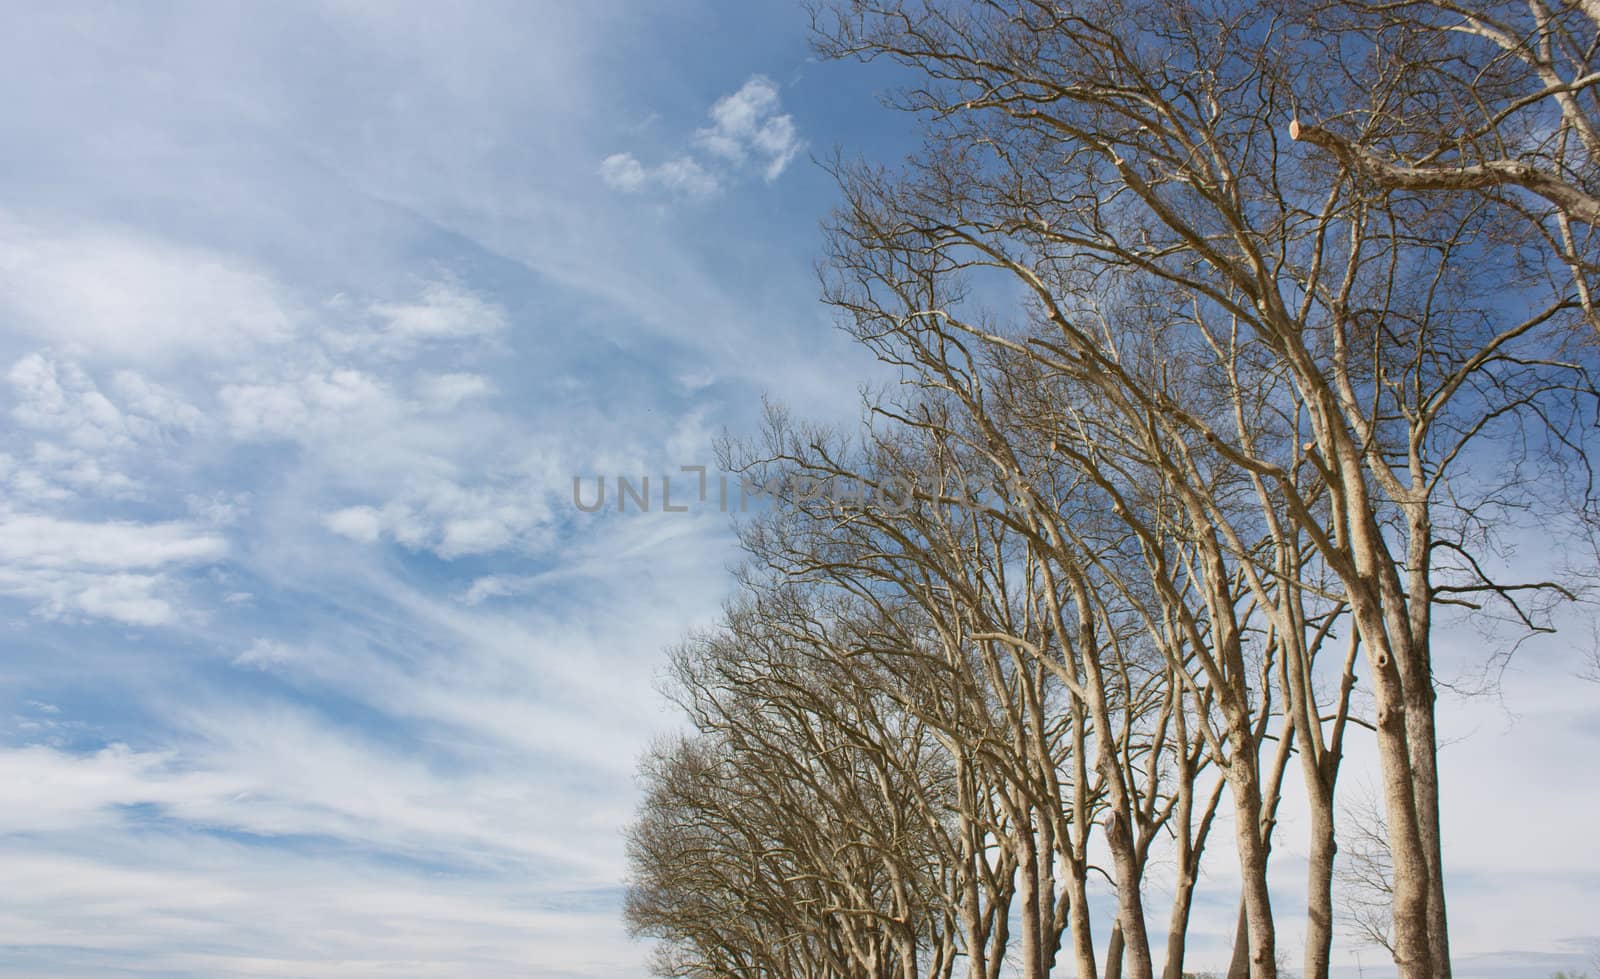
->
[1227,900,1251,979]
[1105,919,1125,979]
[1230,763,1279,979]
[1305,792,1338,979]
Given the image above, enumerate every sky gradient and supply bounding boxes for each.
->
[0,3,1596,977]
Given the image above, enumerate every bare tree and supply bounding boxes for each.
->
[629,6,1596,979]
[1336,787,1398,959]
[1287,0,1600,332]
[630,588,978,979]
[811,4,1596,976]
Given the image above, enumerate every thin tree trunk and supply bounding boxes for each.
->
[1404,510,1452,979]
[1162,869,1197,979]
[1341,454,1436,979]
[1406,671,1451,978]
[1018,823,1044,979]
[1067,866,1098,979]
[1364,621,1436,979]
[1105,920,1124,979]
[1230,759,1278,979]
[1227,901,1251,979]
[1304,790,1337,979]
[1105,809,1154,979]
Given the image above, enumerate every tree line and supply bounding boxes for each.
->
[624,3,1600,978]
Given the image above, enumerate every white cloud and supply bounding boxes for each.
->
[220,369,390,440]
[233,638,300,670]
[186,491,251,527]
[323,505,383,544]
[216,352,558,562]
[0,843,626,979]
[415,371,494,410]
[461,573,533,605]
[0,744,188,834]
[369,280,507,341]
[0,514,226,625]
[0,8,812,979]
[346,485,554,559]
[8,354,206,447]
[599,152,720,197]
[0,700,631,876]
[597,152,649,192]
[18,443,141,499]
[600,74,804,198]
[0,219,295,363]
[111,369,208,432]
[8,354,134,451]
[3,353,211,503]
[0,568,177,626]
[0,514,226,571]
[694,75,803,181]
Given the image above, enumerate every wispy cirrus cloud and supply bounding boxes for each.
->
[0,3,763,976]
[0,218,296,364]
[0,514,226,625]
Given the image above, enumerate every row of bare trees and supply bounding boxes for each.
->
[626,3,1598,979]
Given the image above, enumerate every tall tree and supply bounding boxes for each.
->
[812,2,1595,976]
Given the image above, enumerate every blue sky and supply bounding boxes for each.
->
[0,3,1595,978]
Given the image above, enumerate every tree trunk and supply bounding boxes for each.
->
[1018,827,1044,979]
[1304,790,1337,979]
[1067,865,1099,979]
[1227,901,1251,979]
[1404,509,1452,979]
[1340,454,1436,979]
[1162,866,1197,979]
[1230,759,1278,979]
[1105,810,1153,979]
[1364,621,1436,979]
[1105,919,1124,979]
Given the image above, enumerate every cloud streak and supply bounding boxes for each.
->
[0,514,226,625]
